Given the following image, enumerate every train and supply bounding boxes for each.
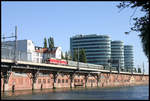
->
[44,58,104,70]
[45,58,68,65]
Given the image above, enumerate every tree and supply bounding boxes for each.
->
[117,1,149,59]
[79,49,87,63]
[67,50,72,60]
[79,49,82,62]
[69,55,72,60]
[73,49,77,61]
[73,48,87,62]
[48,37,51,48]
[65,51,68,61]
[134,68,137,73]
[43,37,47,48]
[138,67,142,73]
[51,37,54,48]
[48,37,55,50]
[82,49,87,63]
[61,51,64,59]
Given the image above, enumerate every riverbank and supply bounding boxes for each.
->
[1,70,149,92]
[1,85,149,100]
[1,83,149,97]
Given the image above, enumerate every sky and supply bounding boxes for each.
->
[1,1,149,74]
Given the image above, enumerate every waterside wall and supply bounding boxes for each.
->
[1,72,149,92]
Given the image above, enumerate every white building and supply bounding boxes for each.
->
[2,39,62,63]
[2,40,42,63]
[35,47,62,61]
[55,47,62,59]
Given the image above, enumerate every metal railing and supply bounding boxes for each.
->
[1,47,105,70]
[67,60,104,70]
[1,47,136,73]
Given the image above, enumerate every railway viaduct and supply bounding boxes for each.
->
[1,59,149,92]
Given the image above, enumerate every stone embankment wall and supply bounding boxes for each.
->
[1,72,149,92]
[100,73,149,87]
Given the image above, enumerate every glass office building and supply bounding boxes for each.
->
[124,45,134,70]
[111,41,124,69]
[70,34,111,66]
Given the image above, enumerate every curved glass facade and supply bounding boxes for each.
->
[124,45,134,69]
[70,35,134,69]
[111,41,124,69]
[70,34,111,66]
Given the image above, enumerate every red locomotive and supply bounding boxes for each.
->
[45,58,68,65]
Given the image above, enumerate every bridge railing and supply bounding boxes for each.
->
[1,47,137,73]
[1,47,105,70]
[67,60,104,70]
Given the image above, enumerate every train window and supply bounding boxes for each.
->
[74,79,76,82]
[38,79,41,84]
[78,79,80,82]
[81,79,83,83]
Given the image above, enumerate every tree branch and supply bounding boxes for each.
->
[129,7,138,26]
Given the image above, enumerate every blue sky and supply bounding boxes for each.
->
[1,1,149,74]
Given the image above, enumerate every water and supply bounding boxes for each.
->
[1,85,149,100]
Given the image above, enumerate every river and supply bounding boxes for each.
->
[1,85,149,100]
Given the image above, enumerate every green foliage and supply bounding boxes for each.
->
[51,37,54,48]
[73,49,77,61]
[72,48,87,62]
[79,49,82,62]
[79,49,87,63]
[61,51,65,59]
[126,69,132,72]
[48,37,54,50]
[68,51,72,60]
[138,67,142,73]
[117,1,149,59]
[69,55,72,60]
[134,68,137,73]
[48,38,50,48]
[65,51,68,61]
[43,37,47,48]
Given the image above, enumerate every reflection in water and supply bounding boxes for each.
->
[1,85,149,100]
[1,87,73,97]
